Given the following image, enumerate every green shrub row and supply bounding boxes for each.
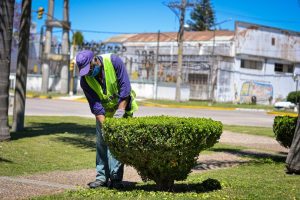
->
[273,116,297,148]
[103,116,223,190]
[287,91,300,104]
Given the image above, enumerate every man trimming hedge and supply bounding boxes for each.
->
[76,50,138,189]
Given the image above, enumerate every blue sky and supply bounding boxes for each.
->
[30,0,300,42]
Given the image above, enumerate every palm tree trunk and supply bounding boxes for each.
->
[12,0,32,131]
[0,0,15,141]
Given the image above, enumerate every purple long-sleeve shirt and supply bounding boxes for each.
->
[80,54,131,116]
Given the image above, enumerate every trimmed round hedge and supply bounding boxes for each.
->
[273,116,297,148]
[103,116,222,190]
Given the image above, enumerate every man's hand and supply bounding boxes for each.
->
[96,115,105,124]
[113,109,125,118]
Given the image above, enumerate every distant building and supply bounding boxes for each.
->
[102,21,300,104]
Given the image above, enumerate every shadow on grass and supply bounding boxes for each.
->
[54,135,96,151]
[210,148,287,163]
[118,178,221,193]
[10,122,97,150]
[0,157,13,163]
[10,122,95,140]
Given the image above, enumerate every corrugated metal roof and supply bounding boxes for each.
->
[104,31,234,43]
[103,34,137,43]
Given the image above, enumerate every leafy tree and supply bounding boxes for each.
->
[72,31,84,46]
[187,0,216,31]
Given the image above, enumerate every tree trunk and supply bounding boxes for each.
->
[12,0,32,132]
[0,0,15,141]
[286,113,300,174]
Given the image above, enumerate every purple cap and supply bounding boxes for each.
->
[76,50,94,76]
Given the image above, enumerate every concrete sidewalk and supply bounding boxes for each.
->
[0,131,288,200]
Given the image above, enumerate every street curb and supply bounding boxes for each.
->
[26,94,52,99]
[266,111,298,117]
[141,103,236,111]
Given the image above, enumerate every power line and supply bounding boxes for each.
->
[33,29,135,35]
[72,29,134,35]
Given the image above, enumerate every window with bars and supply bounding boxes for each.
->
[188,74,208,85]
[240,59,263,70]
[274,63,294,73]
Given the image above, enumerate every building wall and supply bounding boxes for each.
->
[131,82,190,101]
[221,58,299,104]
[219,22,300,104]
[236,22,300,63]
[9,74,190,101]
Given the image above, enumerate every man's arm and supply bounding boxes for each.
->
[96,115,105,124]
[111,54,131,118]
[118,98,128,110]
[111,55,131,107]
[80,77,106,121]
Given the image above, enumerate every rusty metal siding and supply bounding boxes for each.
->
[235,22,300,62]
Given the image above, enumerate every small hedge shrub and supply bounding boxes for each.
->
[273,116,297,148]
[287,91,300,104]
[103,116,222,190]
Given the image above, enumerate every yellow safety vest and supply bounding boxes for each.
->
[85,54,138,117]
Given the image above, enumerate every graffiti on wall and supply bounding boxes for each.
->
[240,81,273,103]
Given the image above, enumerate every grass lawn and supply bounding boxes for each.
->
[223,124,274,137]
[0,116,96,176]
[1,116,299,199]
[32,161,300,200]
[138,99,274,110]
[0,116,278,176]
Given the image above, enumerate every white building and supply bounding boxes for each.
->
[101,21,300,104]
[232,21,300,104]
[11,21,299,103]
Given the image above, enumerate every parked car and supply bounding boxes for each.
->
[274,101,296,109]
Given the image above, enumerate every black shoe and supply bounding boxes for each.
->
[110,181,124,189]
[88,180,108,189]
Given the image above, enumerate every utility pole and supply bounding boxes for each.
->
[41,0,54,93]
[41,0,70,94]
[60,0,70,94]
[12,0,32,131]
[0,0,15,141]
[210,19,231,102]
[165,0,194,102]
[153,30,160,100]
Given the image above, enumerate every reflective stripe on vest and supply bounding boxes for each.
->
[85,54,138,117]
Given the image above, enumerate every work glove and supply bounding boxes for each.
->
[113,109,125,118]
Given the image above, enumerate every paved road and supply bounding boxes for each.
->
[9,98,275,127]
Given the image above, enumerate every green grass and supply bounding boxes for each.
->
[2,116,298,199]
[223,124,274,137]
[0,116,96,176]
[139,99,274,110]
[0,116,275,176]
[32,162,299,200]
